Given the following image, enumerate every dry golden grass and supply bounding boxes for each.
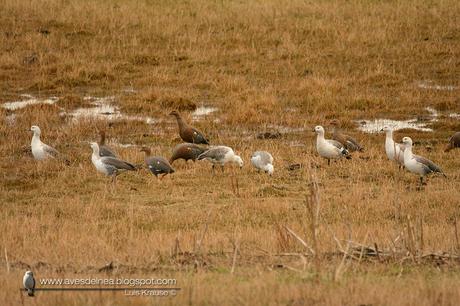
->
[1,0,460,305]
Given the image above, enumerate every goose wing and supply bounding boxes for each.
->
[327,139,345,150]
[102,157,136,170]
[191,128,209,144]
[414,155,444,175]
[198,146,229,161]
[99,145,117,158]
[344,135,364,151]
[43,144,61,158]
[146,157,174,175]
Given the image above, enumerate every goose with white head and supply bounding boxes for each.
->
[30,125,68,163]
[381,126,405,168]
[314,125,351,165]
[402,136,446,185]
[251,151,274,175]
[198,146,243,173]
[90,142,136,183]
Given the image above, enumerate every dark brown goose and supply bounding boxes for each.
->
[140,147,175,178]
[330,119,364,152]
[170,143,206,164]
[98,130,117,158]
[169,110,209,144]
[445,132,460,152]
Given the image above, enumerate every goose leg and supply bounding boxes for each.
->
[111,170,118,185]
[419,176,427,185]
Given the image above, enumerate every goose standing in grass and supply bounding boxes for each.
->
[23,271,35,297]
[251,151,274,175]
[140,147,175,178]
[198,146,243,172]
[330,119,364,152]
[90,142,136,183]
[314,125,351,165]
[169,143,206,165]
[98,130,117,158]
[170,110,210,144]
[30,125,68,163]
[445,132,460,152]
[381,126,405,168]
[402,137,446,185]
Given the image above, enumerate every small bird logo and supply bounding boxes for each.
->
[23,271,35,297]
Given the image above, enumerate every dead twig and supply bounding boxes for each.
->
[230,239,239,274]
[283,225,315,255]
[454,217,460,254]
[4,247,9,274]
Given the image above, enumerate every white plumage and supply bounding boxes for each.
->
[402,137,446,184]
[198,146,243,171]
[251,151,274,175]
[23,271,35,297]
[314,126,351,164]
[90,142,136,181]
[382,126,405,166]
[30,125,60,160]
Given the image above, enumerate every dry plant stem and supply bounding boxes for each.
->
[455,217,460,254]
[334,241,351,282]
[283,226,315,255]
[419,216,424,255]
[231,239,239,274]
[306,170,321,276]
[4,248,9,274]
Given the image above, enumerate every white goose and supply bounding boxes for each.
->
[251,151,274,175]
[90,142,136,183]
[30,125,62,161]
[198,145,243,172]
[381,126,405,168]
[314,126,351,165]
[402,137,446,184]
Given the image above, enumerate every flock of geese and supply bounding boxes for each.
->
[29,111,459,185]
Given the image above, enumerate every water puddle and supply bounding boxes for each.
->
[357,119,433,133]
[67,96,156,124]
[192,105,218,120]
[2,94,59,110]
[424,107,439,122]
[357,107,437,133]
[417,80,457,91]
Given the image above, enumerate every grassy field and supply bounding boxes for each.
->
[1,0,460,305]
